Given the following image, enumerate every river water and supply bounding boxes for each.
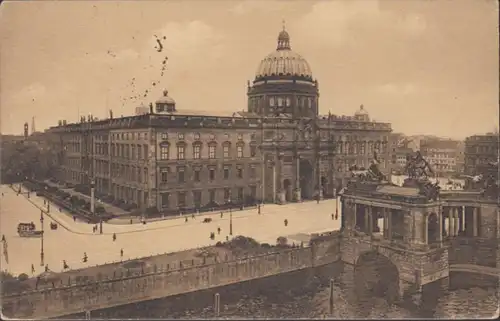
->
[78,265,498,320]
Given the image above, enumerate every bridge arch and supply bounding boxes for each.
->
[354,251,401,305]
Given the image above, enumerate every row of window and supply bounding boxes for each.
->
[159,143,257,160]
[160,132,249,141]
[111,164,148,183]
[161,186,258,208]
[160,165,258,184]
[111,132,149,141]
[249,96,315,108]
[111,144,149,160]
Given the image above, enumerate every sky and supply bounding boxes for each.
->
[0,0,498,139]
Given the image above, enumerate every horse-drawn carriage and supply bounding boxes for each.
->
[18,222,43,238]
[203,217,213,223]
[50,222,58,230]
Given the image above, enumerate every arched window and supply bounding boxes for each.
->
[277,97,283,107]
[286,97,291,107]
[269,97,275,106]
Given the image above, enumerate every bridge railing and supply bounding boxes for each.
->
[3,244,312,298]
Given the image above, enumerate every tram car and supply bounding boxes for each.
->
[17,222,43,237]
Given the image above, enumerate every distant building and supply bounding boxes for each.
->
[464,133,499,179]
[389,133,413,172]
[135,104,149,116]
[420,138,463,175]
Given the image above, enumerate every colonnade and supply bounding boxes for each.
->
[441,206,479,238]
[352,202,482,246]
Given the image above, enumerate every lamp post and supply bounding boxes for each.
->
[40,210,45,266]
[90,178,102,234]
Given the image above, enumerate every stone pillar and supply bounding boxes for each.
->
[383,208,388,238]
[387,208,393,240]
[424,214,429,245]
[353,203,357,229]
[272,163,276,203]
[473,207,478,237]
[364,206,370,235]
[438,210,443,242]
[461,206,466,233]
[294,156,301,202]
[454,208,460,236]
[449,208,455,237]
[368,206,373,236]
[317,157,323,200]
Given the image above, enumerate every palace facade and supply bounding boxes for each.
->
[47,28,392,212]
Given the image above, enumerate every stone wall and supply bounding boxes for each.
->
[2,236,341,319]
[479,204,498,239]
[448,237,498,268]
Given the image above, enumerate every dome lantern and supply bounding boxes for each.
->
[277,20,291,50]
[155,89,176,113]
[354,104,370,121]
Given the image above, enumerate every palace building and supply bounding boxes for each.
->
[47,27,392,212]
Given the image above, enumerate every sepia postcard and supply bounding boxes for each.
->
[0,0,499,319]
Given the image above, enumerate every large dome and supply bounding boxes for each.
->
[255,28,313,80]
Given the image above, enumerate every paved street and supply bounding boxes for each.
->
[0,184,342,276]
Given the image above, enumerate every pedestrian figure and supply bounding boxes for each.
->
[120,248,123,258]
[284,219,288,227]
[130,218,133,224]
[31,264,35,274]
[92,226,95,233]
[210,232,215,240]
[335,212,338,220]
[220,212,223,218]
[63,260,69,270]
[112,233,116,242]
[1,235,5,242]
[185,217,188,223]
[317,196,320,204]
[73,216,76,222]
[142,220,146,225]
[331,213,334,220]
[258,204,261,214]
[83,252,88,263]
[217,227,221,235]
[192,213,195,219]
[226,235,229,241]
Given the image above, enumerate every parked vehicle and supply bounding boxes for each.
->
[18,223,43,237]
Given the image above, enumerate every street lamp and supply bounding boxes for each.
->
[40,210,45,266]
